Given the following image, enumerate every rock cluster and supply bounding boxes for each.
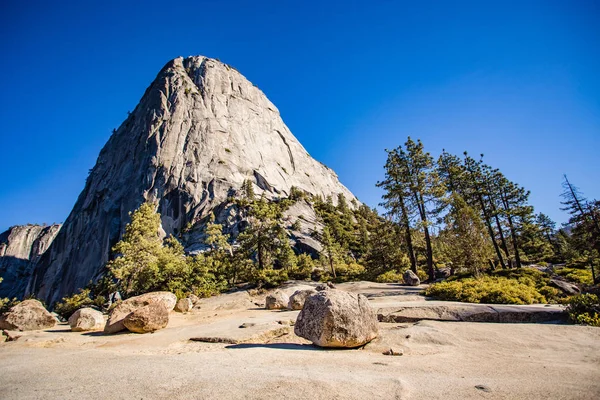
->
[104,291,176,334]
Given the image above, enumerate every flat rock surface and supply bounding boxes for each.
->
[1,282,599,399]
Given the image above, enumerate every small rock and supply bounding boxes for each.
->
[174,298,193,313]
[382,348,404,356]
[2,330,22,342]
[403,270,421,286]
[239,322,256,329]
[288,289,317,310]
[123,303,169,334]
[475,385,492,393]
[68,308,104,332]
[265,291,289,310]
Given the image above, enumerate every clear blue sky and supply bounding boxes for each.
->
[0,0,598,232]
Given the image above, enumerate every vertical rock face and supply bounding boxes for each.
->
[0,224,61,299]
[28,56,358,305]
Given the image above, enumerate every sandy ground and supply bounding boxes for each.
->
[1,282,599,400]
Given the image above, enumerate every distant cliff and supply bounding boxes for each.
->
[0,224,61,299]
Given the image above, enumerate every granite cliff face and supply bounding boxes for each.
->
[0,224,61,299]
[28,56,358,305]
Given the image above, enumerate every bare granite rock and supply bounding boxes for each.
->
[294,289,379,348]
[0,224,61,299]
[123,303,169,333]
[265,291,289,310]
[174,298,193,313]
[288,289,317,310]
[0,299,56,331]
[104,291,176,334]
[403,270,420,286]
[27,56,359,305]
[68,308,105,332]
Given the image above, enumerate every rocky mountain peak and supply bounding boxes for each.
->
[8,55,358,305]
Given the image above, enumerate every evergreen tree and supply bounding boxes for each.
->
[440,194,492,275]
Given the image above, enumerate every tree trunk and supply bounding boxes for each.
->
[398,194,418,273]
[415,193,434,281]
[500,193,522,268]
[477,194,506,269]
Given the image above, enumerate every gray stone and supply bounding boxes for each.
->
[0,224,61,299]
[123,303,169,333]
[403,270,420,286]
[294,289,379,348]
[174,298,193,313]
[550,278,580,296]
[68,308,104,332]
[0,299,56,331]
[288,289,317,310]
[27,55,360,306]
[104,291,176,334]
[265,291,289,310]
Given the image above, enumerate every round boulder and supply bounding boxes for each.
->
[0,299,56,331]
[68,308,104,332]
[288,289,317,310]
[174,298,193,313]
[403,270,421,286]
[104,291,176,334]
[294,289,379,348]
[123,303,169,333]
[265,291,289,310]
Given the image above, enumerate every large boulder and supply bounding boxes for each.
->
[288,289,317,310]
[403,270,421,286]
[104,291,176,333]
[174,298,193,313]
[294,289,379,348]
[265,291,290,310]
[68,308,104,332]
[0,299,56,331]
[123,303,169,333]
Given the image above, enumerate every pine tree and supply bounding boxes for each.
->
[378,147,418,273]
[440,194,492,275]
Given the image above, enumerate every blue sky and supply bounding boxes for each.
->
[0,0,598,232]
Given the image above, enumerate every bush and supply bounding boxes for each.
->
[249,268,289,288]
[425,276,548,305]
[0,297,20,315]
[54,288,103,319]
[288,254,313,280]
[565,294,600,326]
[376,270,403,283]
[376,268,428,283]
[554,267,594,285]
[335,262,365,281]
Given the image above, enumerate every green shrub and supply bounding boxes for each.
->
[425,276,547,305]
[376,270,403,283]
[288,254,313,280]
[250,268,289,288]
[376,268,428,283]
[565,294,600,326]
[0,297,20,315]
[554,268,593,285]
[53,288,105,319]
[335,262,365,281]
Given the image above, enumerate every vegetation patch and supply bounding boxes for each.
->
[565,294,600,326]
